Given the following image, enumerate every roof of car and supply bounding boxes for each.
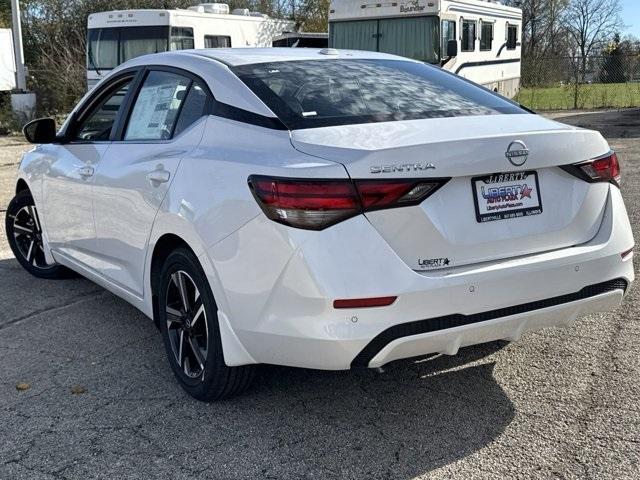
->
[178,47,415,67]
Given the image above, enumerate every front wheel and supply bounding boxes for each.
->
[157,247,255,401]
[5,190,73,279]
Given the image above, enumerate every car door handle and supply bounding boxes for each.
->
[78,166,94,178]
[147,170,171,185]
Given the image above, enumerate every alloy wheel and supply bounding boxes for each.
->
[165,270,209,380]
[11,205,50,269]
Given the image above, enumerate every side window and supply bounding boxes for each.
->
[170,27,194,50]
[204,35,231,48]
[174,83,209,136]
[507,24,518,50]
[76,78,132,141]
[441,20,456,57]
[124,71,191,141]
[461,20,476,52]
[480,22,493,51]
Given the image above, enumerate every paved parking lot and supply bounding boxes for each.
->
[0,110,639,479]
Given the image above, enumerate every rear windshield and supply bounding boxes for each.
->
[232,59,525,129]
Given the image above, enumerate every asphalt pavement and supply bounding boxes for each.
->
[0,110,638,479]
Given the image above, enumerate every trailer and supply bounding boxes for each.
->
[86,3,295,89]
[328,0,522,98]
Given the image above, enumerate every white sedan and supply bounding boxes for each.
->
[6,48,634,401]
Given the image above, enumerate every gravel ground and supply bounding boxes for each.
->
[0,110,638,480]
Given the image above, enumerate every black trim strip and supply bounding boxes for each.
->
[455,58,520,74]
[213,101,288,130]
[351,278,628,368]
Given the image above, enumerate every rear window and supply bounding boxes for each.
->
[232,59,525,130]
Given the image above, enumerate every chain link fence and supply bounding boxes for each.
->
[516,55,640,111]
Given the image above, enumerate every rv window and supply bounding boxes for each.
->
[461,20,476,52]
[441,20,456,57]
[120,26,170,63]
[87,26,169,69]
[507,24,518,50]
[233,59,525,130]
[204,35,232,48]
[124,71,191,141]
[170,27,195,51]
[87,28,119,70]
[480,22,493,51]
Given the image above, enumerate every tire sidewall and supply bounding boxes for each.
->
[157,248,222,398]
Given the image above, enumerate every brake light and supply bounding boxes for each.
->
[561,152,621,185]
[248,175,448,230]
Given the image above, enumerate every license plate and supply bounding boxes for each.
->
[472,171,542,223]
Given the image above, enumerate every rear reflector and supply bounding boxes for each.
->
[248,175,449,230]
[561,151,621,185]
[621,247,634,260]
[333,296,397,309]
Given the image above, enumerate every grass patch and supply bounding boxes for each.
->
[516,82,640,111]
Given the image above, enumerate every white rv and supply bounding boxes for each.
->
[329,0,522,97]
[86,3,295,88]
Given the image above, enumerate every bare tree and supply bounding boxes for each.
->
[563,0,624,79]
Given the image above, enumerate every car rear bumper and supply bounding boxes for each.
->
[205,187,634,370]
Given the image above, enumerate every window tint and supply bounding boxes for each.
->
[480,22,493,51]
[205,35,231,48]
[170,27,194,50]
[233,59,525,130]
[441,20,456,57]
[174,83,208,136]
[125,71,190,141]
[507,24,518,50]
[462,20,476,52]
[76,79,132,141]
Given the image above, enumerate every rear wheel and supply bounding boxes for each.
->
[157,247,255,401]
[5,190,72,279]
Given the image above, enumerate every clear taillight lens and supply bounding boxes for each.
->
[248,176,448,230]
[561,152,621,186]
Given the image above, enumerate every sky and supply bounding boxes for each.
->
[622,0,640,38]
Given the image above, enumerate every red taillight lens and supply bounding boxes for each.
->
[248,176,448,230]
[561,152,621,185]
[248,177,360,230]
[355,180,444,211]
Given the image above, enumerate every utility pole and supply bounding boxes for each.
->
[10,0,35,124]
[10,0,27,92]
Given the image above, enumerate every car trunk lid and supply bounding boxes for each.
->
[290,114,612,271]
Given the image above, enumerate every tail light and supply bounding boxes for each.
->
[248,175,449,230]
[561,151,621,186]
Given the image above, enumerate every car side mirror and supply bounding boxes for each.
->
[447,39,458,58]
[23,118,57,144]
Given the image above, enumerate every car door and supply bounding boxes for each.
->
[91,68,211,297]
[42,73,137,267]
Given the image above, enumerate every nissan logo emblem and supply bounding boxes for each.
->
[505,141,529,166]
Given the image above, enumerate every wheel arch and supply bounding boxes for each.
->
[149,233,197,329]
[16,178,30,195]
[146,227,256,367]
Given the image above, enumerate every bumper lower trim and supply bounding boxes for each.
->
[351,278,628,368]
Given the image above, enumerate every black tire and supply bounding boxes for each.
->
[157,247,255,401]
[5,190,74,279]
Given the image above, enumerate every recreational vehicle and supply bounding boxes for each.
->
[86,3,295,89]
[328,0,522,97]
[272,32,329,48]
